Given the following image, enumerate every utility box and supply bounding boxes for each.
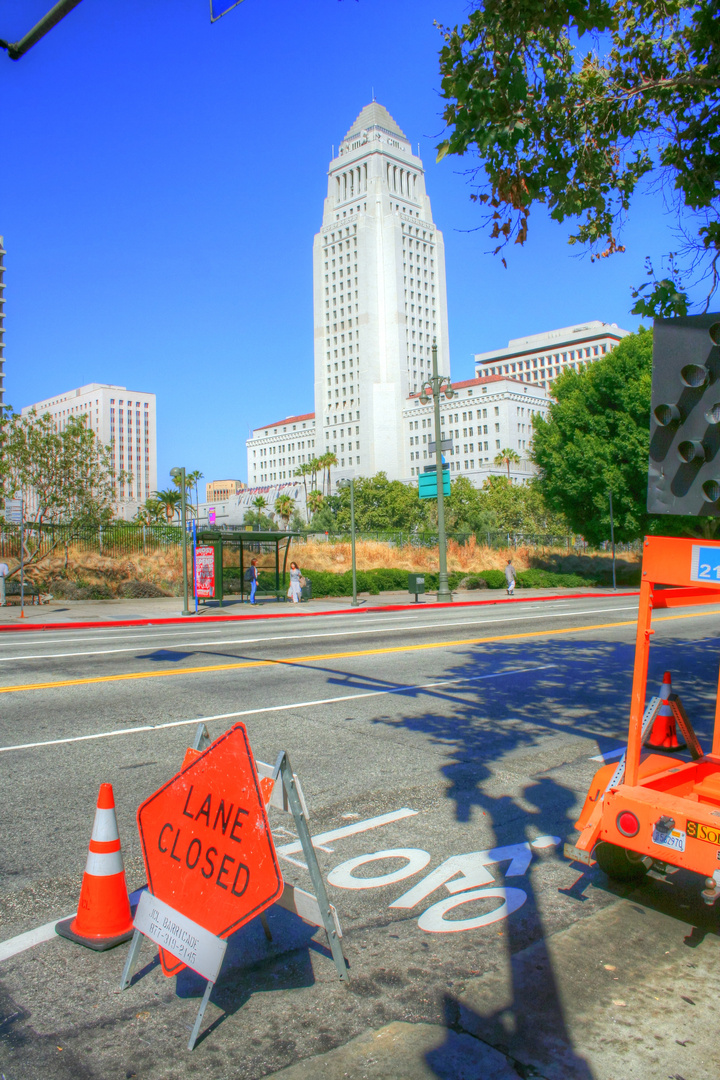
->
[408,573,425,602]
[301,579,312,601]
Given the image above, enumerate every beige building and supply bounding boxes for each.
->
[475,321,630,389]
[21,382,157,519]
[205,479,246,502]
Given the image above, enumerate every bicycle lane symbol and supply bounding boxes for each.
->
[275,810,560,934]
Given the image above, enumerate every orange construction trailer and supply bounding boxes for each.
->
[567,535,720,902]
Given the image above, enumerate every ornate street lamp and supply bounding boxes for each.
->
[419,341,455,603]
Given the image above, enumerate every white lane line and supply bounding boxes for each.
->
[590,747,625,762]
[276,808,418,856]
[0,811,414,963]
[0,664,556,754]
[0,628,225,648]
[0,606,639,663]
[0,917,74,961]
[0,888,146,963]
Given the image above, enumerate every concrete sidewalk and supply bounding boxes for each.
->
[264,895,720,1080]
[0,587,637,631]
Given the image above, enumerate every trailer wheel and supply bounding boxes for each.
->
[594,842,649,882]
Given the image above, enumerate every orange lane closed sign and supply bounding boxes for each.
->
[137,723,283,976]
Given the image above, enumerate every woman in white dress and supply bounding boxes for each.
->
[289,562,302,604]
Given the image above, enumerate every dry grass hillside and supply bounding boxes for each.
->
[4,537,638,598]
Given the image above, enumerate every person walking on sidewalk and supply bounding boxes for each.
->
[505,558,516,596]
[288,562,302,604]
[248,559,259,605]
[0,562,8,607]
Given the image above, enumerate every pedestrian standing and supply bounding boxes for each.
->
[505,558,516,596]
[288,561,302,604]
[0,562,8,607]
[248,559,259,605]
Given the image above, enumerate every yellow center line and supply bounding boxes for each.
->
[0,608,716,696]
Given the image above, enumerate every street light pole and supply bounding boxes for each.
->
[608,489,617,591]
[171,467,192,616]
[338,477,359,606]
[420,342,454,604]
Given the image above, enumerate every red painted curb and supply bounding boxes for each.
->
[0,590,639,633]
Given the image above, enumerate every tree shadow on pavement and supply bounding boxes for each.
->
[365,634,720,1080]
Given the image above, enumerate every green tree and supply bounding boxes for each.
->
[274,493,294,529]
[294,462,312,520]
[307,489,325,517]
[153,488,182,523]
[252,495,268,511]
[3,411,117,527]
[531,329,654,542]
[134,497,165,524]
[478,474,568,535]
[333,473,430,532]
[436,1,720,316]
[493,448,521,481]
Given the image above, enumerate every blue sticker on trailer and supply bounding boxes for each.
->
[690,545,720,582]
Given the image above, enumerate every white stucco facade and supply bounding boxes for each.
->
[403,374,549,486]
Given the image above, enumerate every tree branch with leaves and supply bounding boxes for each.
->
[436,0,720,316]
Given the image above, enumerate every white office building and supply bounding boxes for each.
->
[247,411,317,487]
[404,374,548,486]
[21,382,157,519]
[313,101,450,484]
[475,321,630,389]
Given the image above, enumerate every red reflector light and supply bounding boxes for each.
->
[617,811,640,838]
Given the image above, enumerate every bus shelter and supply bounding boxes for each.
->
[195,530,298,605]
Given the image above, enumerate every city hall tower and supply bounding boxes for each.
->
[313,102,450,482]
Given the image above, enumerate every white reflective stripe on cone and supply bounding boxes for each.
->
[90,807,121,843]
[85,848,125,877]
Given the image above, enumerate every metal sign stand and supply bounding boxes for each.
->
[119,723,347,1051]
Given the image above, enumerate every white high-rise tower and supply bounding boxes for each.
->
[313,102,450,481]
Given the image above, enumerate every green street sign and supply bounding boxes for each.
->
[418,466,450,500]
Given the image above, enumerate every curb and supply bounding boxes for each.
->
[0,590,639,634]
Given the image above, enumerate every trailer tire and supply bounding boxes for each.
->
[593,842,649,882]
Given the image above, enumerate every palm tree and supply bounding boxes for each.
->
[252,495,268,511]
[493,448,521,481]
[308,456,321,493]
[153,488,182,522]
[321,451,338,495]
[186,469,204,518]
[274,493,294,529]
[307,489,324,517]
[294,462,312,521]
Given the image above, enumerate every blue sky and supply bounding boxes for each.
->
[0,0,693,489]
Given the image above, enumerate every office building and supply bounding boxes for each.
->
[21,383,157,518]
[205,479,247,502]
[475,321,630,389]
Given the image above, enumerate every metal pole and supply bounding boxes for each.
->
[349,479,358,607]
[173,467,191,616]
[1,0,83,60]
[432,343,452,603]
[192,518,198,614]
[20,512,25,618]
[608,489,617,590]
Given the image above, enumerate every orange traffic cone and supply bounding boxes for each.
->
[644,672,687,752]
[56,783,134,950]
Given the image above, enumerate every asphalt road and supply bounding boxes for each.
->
[1,595,720,1080]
